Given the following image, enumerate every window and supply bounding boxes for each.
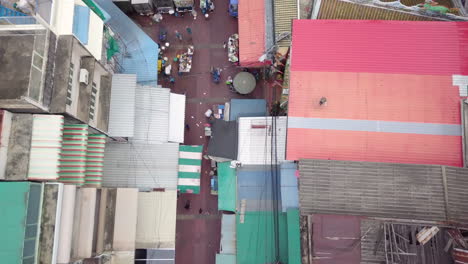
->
[66,62,74,106]
[89,82,98,120]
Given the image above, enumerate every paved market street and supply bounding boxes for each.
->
[131,1,274,263]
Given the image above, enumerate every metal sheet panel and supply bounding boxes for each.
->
[136,191,177,248]
[94,0,158,84]
[220,214,236,254]
[108,74,137,137]
[280,162,298,212]
[229,99,266,121]
[299,159,468,223]
[238,0,265,66]
[273,0,297,46]
[291,20,468,75]
[237,165,275,212]
[237,117,287,165]
[132,86,170,144]
[217,162,236,212]
[103,142,179,190]
[317,0,439,21]
[168,93,185,143]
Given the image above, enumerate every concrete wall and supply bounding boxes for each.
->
[50,35,111,132]
[97,188,138,253]
[0,110,12,179]
[57,185,77,264]
[77,56,95,124]
[38,183,62,264]
[71,188,97,260]
[50,35,73,114]
[96,188,117,253]
[113,188,138,251]
[0,35,34,100]
[5,114,33,180]
[95,67,111,133]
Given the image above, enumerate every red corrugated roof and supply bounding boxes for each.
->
[291,20,468,75]
[238,0,265,67]
[287,20,466,166]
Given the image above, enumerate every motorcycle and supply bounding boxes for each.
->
[211,66,221,83]
[159,28,167,42]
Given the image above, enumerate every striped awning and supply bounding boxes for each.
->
[58,124,88,185]
[85,134,105,187]
[178,145,203,194]
[28,115,64,181]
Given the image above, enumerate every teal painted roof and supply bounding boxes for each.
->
[218,162,236,212]
[287,209,301,264]
[236,212,289,264]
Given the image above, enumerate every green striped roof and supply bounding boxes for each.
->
[178,145,203,194]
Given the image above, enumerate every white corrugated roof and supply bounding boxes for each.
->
[168,93,186,143]
[102,142,179,190]
[136,191,177,249]
[132,86,170,144]
[108,74,137,137]
[237,117,287,165]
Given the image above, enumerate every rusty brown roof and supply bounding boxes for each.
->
[317,0,441,20]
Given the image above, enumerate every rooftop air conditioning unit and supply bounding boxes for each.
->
[79,69,89,85]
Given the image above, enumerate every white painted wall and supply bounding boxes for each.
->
[113,188,139,251]
[51,0,104,60]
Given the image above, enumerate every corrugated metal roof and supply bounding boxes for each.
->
[237,165,275,212]
[136,191,177,249]
[108,74,136,137]
[273,0,297,46]
[103,142,179,190]
[238,117,287,165]
[229,99,266,121]
[299,159,468,224]
[291,20,468,75]
[280,162,298,212]
[238,0,265,66]
[132,86,170,144]
[287,20,465,165]
[220,214,236,254]
[316,0,440,21]
[94,0,158,84]
[168,93,185,143]
[218,162,236,212]
[310,214,361,263]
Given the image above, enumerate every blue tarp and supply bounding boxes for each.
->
[229,99,266,121]
[280,162,299,212]
[237,165,275,212]
[73,5,90,45]
[237,164,298,213]
[95,0,158,85]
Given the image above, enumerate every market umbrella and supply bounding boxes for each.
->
[233,72,256,94]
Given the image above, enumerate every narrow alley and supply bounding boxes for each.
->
[130,1,273,263]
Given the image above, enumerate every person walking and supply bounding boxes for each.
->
[191,9,198,20]
[175,30,183,41]
[184,200,191,210]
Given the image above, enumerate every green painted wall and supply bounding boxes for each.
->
[218,162,236,212]
[0,182,41,264]
[236,212,288,264]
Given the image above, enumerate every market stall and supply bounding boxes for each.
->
[228,34,239,63]
[179,45,194,73]
[200,0,214,14]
